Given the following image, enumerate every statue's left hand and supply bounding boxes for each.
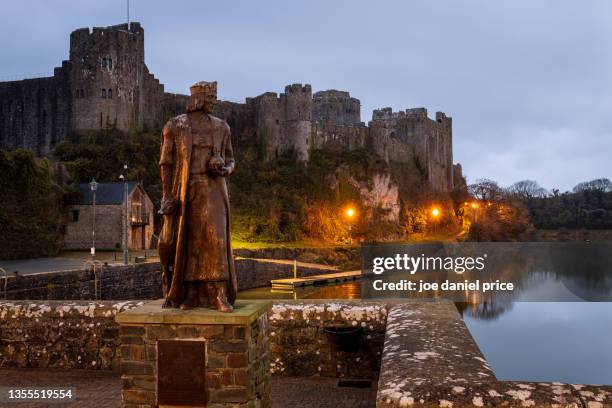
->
[217,166,231,177]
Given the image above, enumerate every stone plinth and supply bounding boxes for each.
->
[116,299,272,408]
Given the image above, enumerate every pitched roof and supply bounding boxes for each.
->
[75,182,140,205]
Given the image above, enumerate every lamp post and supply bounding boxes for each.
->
[119,164,129,264]
[90,178,98,261]
[431,206,441,237]
[345,207,355,244]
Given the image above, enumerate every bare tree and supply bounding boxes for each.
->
[469,178,503,201]
[509,180,548,200]
[573,178,612,193]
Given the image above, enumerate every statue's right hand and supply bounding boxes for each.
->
[159,196,178,215]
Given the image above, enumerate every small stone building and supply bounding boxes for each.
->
[64,182,155,251]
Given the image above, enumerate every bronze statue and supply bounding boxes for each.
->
[158,81,237,312]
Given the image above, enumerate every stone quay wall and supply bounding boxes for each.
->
[2,262,162,301]
[2,258,337,301]
[0,300,142,370]
[269,301,388,380]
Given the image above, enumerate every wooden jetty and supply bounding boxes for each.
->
[271,270,362,290]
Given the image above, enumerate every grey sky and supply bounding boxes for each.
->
[1,0,610,191]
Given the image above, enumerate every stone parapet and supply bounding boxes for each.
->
[116,299,272,408]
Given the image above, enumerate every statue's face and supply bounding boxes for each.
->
[201,92,217,113]
[186,90,218,114]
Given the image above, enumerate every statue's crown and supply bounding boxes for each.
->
[190,81,217,96]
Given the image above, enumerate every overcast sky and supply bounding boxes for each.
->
[1,1,610,191]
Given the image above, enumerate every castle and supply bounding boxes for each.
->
[0,23,462,192]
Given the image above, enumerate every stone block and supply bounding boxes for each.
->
[122,389,156,405]
[209,387,249,403]
[227,353,247,368]
[121,361,154,375]
[212,340,247,353]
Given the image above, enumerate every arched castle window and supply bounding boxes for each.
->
[102,58,107,68]
[108,58,112,69]
[108,89,113,99]
[101,89,107,98]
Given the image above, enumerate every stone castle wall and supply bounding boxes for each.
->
[0,22,460,191]
[214,87,458,191]
[0,66,72,155]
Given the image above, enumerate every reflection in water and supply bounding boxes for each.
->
[238,243,612,385]
[464,302,612,385]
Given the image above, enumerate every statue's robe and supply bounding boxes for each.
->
[158,112,237,307]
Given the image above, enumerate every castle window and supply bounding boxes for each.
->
[108,58,112,69]
[101,58,106,68]
[101,89,107,98]
[72,210,79,222]
[108,89,113,99]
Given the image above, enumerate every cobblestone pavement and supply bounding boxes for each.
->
[0,369,376,408]
[0,368,120,407]
[271,377,377,408]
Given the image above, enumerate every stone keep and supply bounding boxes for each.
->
[0,23,184,155]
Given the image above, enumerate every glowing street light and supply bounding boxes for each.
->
[346,208,355,218]
[471,202,479,209]
[345,207,356,244]
[431,207,441,218]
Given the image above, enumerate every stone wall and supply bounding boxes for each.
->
[2,262,162,301]
[64,204,123,250]
[1,258,340,301]
[311,123,368,152]
[0,66,71,155]
[269,301,388,380]
[0,300,141,370]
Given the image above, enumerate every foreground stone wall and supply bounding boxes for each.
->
[0,300,141,370]
[269,301,388,380]
[376,301,612,408]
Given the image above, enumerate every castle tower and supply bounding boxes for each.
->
[253,92,282,160]
[69,23,146,133]
[281,84,312,161]
[312,90,361,125]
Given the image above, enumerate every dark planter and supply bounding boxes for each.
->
[324,326,363,352]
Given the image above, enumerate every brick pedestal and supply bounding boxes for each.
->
[116,299,271,408]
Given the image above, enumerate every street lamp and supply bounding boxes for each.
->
[119,164,129,264]
[345,207,356,244]
[430,206,441,236]
[89,178,98,260]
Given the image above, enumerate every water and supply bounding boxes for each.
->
[239,242,612,385]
